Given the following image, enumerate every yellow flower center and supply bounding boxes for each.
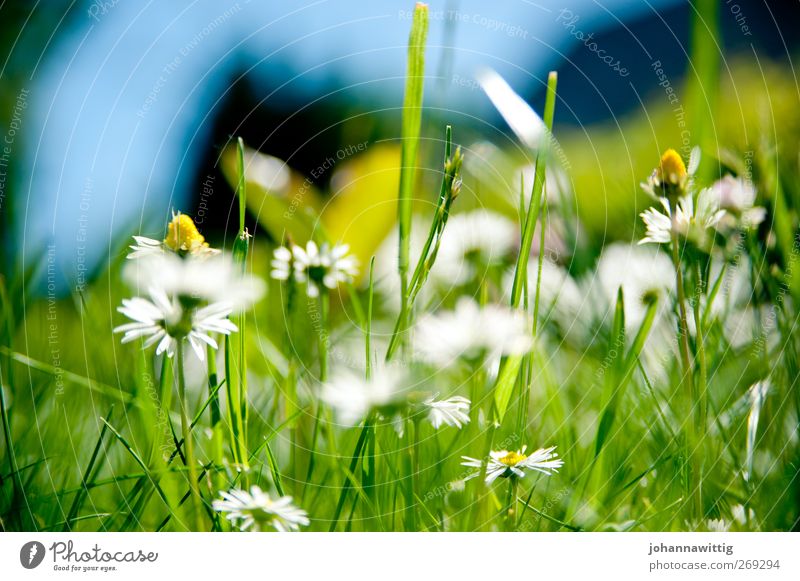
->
[657,149,687,185]
[498,451,527,467]
[164,214,207,253]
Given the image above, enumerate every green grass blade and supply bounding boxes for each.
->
[100,418,174,517]
[510,71,558,308]
[396,1,428,351]
[63,405,114,531]
[493,354,524,424]
[594,287,626,457]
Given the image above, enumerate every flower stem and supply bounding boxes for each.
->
[668,213,701,520]
[505,477,519,530]
[669,221,695,396]
[206,343,224,495]
[176,341,203,531]
[691,261,708,521]
[407,415,421,531]
[319,289,329,382]
[396,3,429,359]
[306,289,330,486]
[692,262,708,431]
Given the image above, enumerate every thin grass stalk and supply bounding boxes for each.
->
[100,418,177,527]
[176,342,203,530]
[229,136,251,476]
[366,257,375,380]
[206,344,224,493]
[329,419,371,531]
[305,288,330,485]
[518,192,550,436]
[505,477,519,530]
[319,289,329,382]
[0,278,15,391]
[532,196,548,332]
[669,220,694,394]
[386,126,457,361]
[668,219,701,519]
[497,71,557,430]
[693,262,708,433]
[223,336,242,469]
[405,415,420,531]
[687,0,719,184]
[63,406,114,531]
[0,359,23,528]
[509,71,557,309]
[702,261,727,327]
[396,2,428,355]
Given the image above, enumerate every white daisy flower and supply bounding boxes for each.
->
[639,189,726,248]
[745,380,770,482]
[212,486,309,532]
[126,212,220,259]
[425,395,470,429]
[706,518,730,532]
[284,240,358,297]
[709,175,766,229]
[414,297,533,367]
[117,253,262,360]
[639,198,674,245]
[462,445,564,484]
[124,252,265,313]
[431,210,518,287]
[270,246,293,281]
[114,288,237,361]
[732,504,756,526]
[592,243,675,333]
[321,365,408,426]
[127,236,164,260]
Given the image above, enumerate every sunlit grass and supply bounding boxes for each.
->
[1,3,799,534]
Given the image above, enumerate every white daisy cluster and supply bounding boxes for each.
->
[414,297,533,367]
[462,445,564,484]
[593,243,675,333]
[709,175,766,230]
[431,210,517,287]
[321,365,471,431]
[425,395,470,429]
[639,188,726,248]
[271,240,358,297]
[638,148,766,251]
[321,366,408,426]
[212,486,309,532]
[116,291,236,361]
[115,220,264,360]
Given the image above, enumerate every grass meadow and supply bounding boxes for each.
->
[1,2,799,533]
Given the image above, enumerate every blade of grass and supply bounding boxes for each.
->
[329,420,371,531]
[509,71,558,308]
[0,357,24,529]
[263,441,285,497]
[0,347,135,406]
[100,418,174,520]
[594,287,627,456]
[396,2,429,355]
[63,405,114,531]
[516,495,582,531]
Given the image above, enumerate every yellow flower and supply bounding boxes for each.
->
[497,450,527,467]
[164,213,208,254]
[656,148,687,186]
